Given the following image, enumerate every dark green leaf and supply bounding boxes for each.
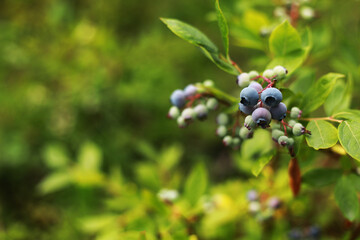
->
[305,120,338,150]
[184,163,208,205]
[348,174,360,192]
[161,18,239,75]
[338,121,360,161]
[215,0,229,58]
[334,176,359,221]
[300,73,345,115]
[302,168,342,187]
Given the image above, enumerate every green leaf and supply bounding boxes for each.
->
[305,120,338,150]
[269,20,302,56]
[78,142,103,171]
[160,18,218,53]
[338,121,360,161]
[159,144,183,171]
[332,109,360,122]
[161,18,239,75]
[324,75,352,115]
[302,168,342,187]
[334,176,359,221]
[348,174,360,192]
[300,73,345,115]
[42,143,70,169]
[215,0,229,58]
[38,171,72,195]
[267,22,311,76]
[184,163,208,205]
[241,130,275,177]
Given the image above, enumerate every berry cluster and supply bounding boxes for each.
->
[246,189,282,221]
[167,65,311,155]
[168,80,219,128]
[237,66,310,154]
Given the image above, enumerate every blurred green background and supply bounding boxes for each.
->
[0,0,359,239]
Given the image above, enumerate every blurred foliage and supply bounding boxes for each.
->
[0,0,359,239]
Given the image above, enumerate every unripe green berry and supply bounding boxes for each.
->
[168,106,180,119]
[263,69,275,79]
[181,108,196,120]
[244,115,256,130]
[239,127,253,140]
[223,135,233,146]
[177,116,187,128]
[216,125,227,137]
[232,137,241,147]
[203,79,214,87]
[237,73,251,87]
[292,123,305,136]
[288,137,295,147]
[248,71,259,79]
[290,107,302,119]
[273,65,287,80]
[278,135,290,146]
[216,113,229,125]
[206,98,219,110]
[272,129,285,141]
[288,120,297,128]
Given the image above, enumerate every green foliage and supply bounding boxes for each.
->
[305,120,338,150]
[334,176,359,221]
[215,0,229,58]
[184,163,208,205]
[302,168,342,187]
[338,121,360,161]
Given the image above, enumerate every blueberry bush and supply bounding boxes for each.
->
[1,0,360,239]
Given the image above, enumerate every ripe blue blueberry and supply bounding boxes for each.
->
[292,123,305,136]
[240,87,259,107]
[223,135,233,146]
[239,127,253,140]
[183,84,198,97]
[273,65,288,80]
[170,89,186,108]
[261,88,283,107]
[216,125,227,137]
[290,107,302,119]
[237,73,250,87]
[248,81,263,92]
[244,115,256,130]
[270,102,287,120]
[246,190,258,201]
[216,113,229,125]
[239,103,255,115]
[252,107,271,128]
[181,108,195,121]
[168,106,180,119]
[194,104,208,120]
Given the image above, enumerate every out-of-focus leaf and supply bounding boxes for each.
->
[159,144,183,171]
[78,142,102,171]
[215,0,229,58]
[338,121,360,161]
[305,120,338,150]
[38,171,72,195]
[79,215,117,234]
[332,110,360,122]
[324,75,352,115]
[302,168,342,187]
[334,176,359,221]
[184,163,208,205]
[42,143,70,169]
[300,73,345,114]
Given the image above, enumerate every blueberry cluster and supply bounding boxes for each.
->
[246,189,282,221]
[238,66,288,129]
[168,81,218,128]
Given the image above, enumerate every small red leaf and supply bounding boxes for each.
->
[288,158,301,196]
